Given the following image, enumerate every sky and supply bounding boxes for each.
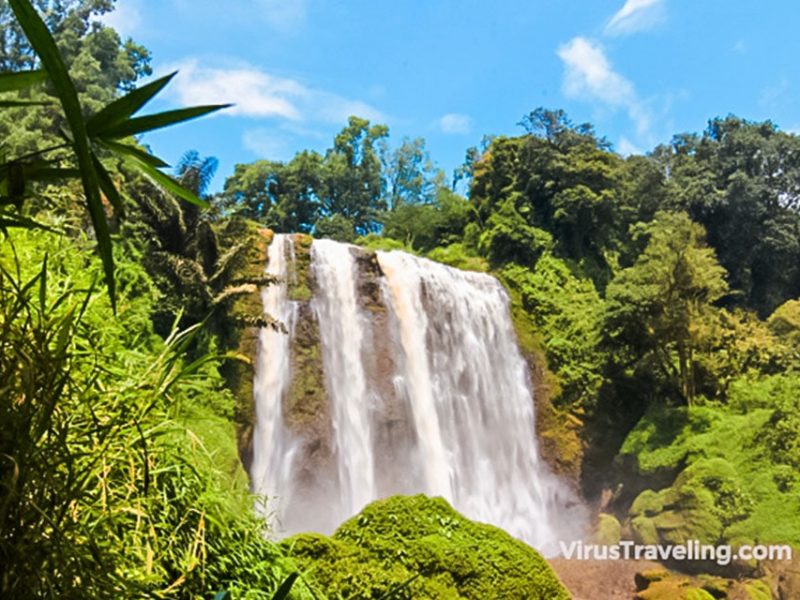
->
[102,0,800,192]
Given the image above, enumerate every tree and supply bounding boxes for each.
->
[382,136,443,208]
[221,150,322,232]
[655,116,800,315]
[1,0,227,308]
[470,109,624,286]
[0,0,151,156]
[381,187,473,252]
[320,116,388,236]
[604,211,729,404]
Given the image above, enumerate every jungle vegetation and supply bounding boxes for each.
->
[2,0,800,597]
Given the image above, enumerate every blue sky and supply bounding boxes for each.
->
[103,0,800,192]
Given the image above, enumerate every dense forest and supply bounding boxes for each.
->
[2,1,800,598]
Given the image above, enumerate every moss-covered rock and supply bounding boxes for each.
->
[222,224,273,470]
[283,494,569,599]
[594,513,622,545]
[287,233,314,302]
[628,458,753,551]
[618,394,800,549]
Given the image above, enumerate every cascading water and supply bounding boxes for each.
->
[310,240,376,525]
[249,234,299,527]
[251,234,585,553]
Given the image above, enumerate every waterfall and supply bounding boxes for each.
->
[251,235,585,553]
[310,240,376,524]
[250,234,299,526]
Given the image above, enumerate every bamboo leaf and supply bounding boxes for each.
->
[9,0,116,310]
[271,573,299,600]
[85,71,177,136]
[0,69,46,92]
[0,209,56,233]
[98,139,170,168]
[98,104,231,140]
[38,253,47,309]
[91,153,124,215]
[123,154,208,208]
[0,99,49,107]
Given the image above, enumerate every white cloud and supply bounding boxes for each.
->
[604,0,664,36]
[165,59,385,124]
[97,1,143,37]
[557,37,651,137]
[437,113,473,134]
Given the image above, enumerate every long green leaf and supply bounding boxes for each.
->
[10,0,116,310]
[98,139,170,168]
[0,99,49,107]
[0,210,56,233]
[123,154,208,208]
[0,69,46,92]
[85,71,177,136]
[25,167,81,181]
[271,573,299,600]
[91,153,124,215]
[98,104,231,140]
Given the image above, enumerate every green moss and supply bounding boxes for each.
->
[219,223,273,467]
[355,233,415,253]
[284,309,326,429]
[620,382,800,549]
[283,495,569,599]
[426,243,489,272]
[636,574,717,600]
[744,580,772,600]
[594,513,622,544]
[287,233,314,302]
[283,234,327,430]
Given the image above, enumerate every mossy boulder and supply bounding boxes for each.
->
[594,513,622,545]
[282,494,569,599]
[629,458,752,547]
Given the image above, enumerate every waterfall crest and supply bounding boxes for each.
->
[251,234,585,553]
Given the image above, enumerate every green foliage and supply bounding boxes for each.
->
[478,197,553,267]
[471,109,624,284]
[284,495,570,599]
[314,213,357,243]
[619,375,800,548]
[0,229,308,598]
[382,187,473,252]
[426,243,488,273]
[1,2,228,308]
[768,298,800,350]
[655,116,800,316]
[382,136,443,208]
[0,232,310,597]
[500,255,604,408]
[221,152,323,232]
[604,211,729,403]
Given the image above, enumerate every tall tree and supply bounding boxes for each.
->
[604,211,729,404]
[321,116,388,236]
[0,0,151,155]
[655,116,800,315]
[221,150,322,233]
[470,108,624,285]
[382,136,443,208]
